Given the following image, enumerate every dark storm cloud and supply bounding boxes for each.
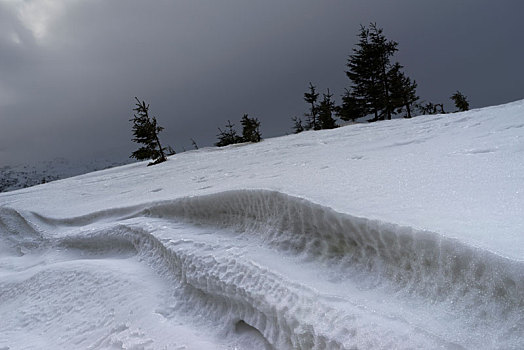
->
[1,0,523,166]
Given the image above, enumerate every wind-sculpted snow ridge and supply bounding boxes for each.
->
[0,207,47,256]
[2,190,523,349]
[56,225,353,349]
[26,221,454,348]
[140,190,524,347]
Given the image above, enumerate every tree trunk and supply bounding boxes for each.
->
[405,102,412,118]
[309,102,318,130]
[382,63,392,120]
[154,133,166,161]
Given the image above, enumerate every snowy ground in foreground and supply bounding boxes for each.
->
[1,100,523,349]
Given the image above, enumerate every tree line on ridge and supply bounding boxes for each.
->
[130,23,470,166]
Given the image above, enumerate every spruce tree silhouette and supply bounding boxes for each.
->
[451,91,470,112]
[129,97,167,166]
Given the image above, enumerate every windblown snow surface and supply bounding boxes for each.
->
[1,100,523,349]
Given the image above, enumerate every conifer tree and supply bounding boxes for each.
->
[129,97,167,165]
[240,114,262,142]
[451,91,470,112]
[291,116,304,133]
[215,120,242,147]
[317,89,337,129]
[190,138,199,150]
[346,24,397,121]
[337,89,365,122]
[304,82,320,130]
[346,25,377,119]
[389,63,419,118]
[369,23,398,120]
[345,23,417,121]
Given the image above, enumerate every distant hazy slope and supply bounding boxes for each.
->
[0,158,129,192]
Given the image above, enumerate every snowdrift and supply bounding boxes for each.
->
[1,190,523,349]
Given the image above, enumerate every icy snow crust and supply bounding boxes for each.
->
[1,100,524,349]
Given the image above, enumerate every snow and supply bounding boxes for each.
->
[1,100,523,349]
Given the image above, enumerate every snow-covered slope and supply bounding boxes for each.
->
[1,100,523,349]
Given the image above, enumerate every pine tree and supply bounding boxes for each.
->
[389,63,419,118]
[215,120,242,147]
[337,89,365,122]
[346,24,416,122]
[129,97,167,165]
[369,23,398,120]
[346,25,378,119]
[317,89,337,129]
[240,114,262,142]
[346,24,397,121]
[451,91,470,112]
[291,116,304,133]
[190,138,199,150]
[304,82,320,130]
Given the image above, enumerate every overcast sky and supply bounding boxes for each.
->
[1,0,523,166]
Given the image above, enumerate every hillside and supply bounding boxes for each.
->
[0,158,129,193]
[1,100,523,349]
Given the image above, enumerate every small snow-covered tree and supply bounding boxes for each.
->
[337,89,365,122]
[451,91,470,112]
[317,89,337,129]
[304,82,320,130]
[129,97,167,165]
[216,120,242,147]
[240,114,262,143]
[190,138,199,150]
[291,116,304,133]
